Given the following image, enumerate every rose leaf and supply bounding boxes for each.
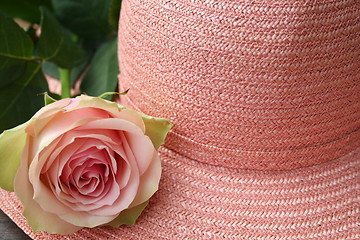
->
[51,0,113,37]
[0,11,34,87]
[108,0,121,30]
[0,61,48,132]
[0,0,53,23]
[38,7,85,68]
[81,38,119,100]
[0,11,34,59]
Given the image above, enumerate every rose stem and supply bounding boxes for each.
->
[59,68,71,99]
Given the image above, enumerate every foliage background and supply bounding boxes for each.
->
[0,0,121,132]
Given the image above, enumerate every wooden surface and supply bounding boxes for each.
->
[0,210,31,240]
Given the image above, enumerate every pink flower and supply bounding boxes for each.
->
[0,95,171,234]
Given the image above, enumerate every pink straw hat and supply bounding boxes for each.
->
[1,0,359,239]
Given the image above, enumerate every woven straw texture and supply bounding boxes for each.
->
[1,0,360,239]
[118,0,360,171]
[0,148,359,239]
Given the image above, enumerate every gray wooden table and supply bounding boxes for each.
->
[0,210,31,240]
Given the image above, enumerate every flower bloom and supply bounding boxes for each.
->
[0,95,171,234]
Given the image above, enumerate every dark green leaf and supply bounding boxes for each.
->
[81,39,118,99]
[0,56,27,87]
[0,0,52,23]
[38,7,85,68]
[0,61,48,132]
[51,0,114,37]
[0,12,35,87]
[0,11,34,59]
[109,0,121,30]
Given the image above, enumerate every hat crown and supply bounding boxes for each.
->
[118,0,360,170]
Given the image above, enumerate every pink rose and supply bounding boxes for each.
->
[0,95,171,234]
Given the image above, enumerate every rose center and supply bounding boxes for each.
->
[68,159,110,197]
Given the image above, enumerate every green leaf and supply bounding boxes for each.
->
[141,114,172,150]
[38,7,85,68]
[0,61,48,132]
[0,119,32,191]
[80,39,119,100]
[42,50,90,86]
[0,11,36,87]
[0,56,27,87]
[0,11,34,59]
[0,0,53,23]
[52,0,114,37]
[108,0,121,30]
[107,201,149,227]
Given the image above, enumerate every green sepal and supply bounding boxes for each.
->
[107,201,149,227]
[42,92,60,105]
[141,114,172,150]
[98,89,129,100]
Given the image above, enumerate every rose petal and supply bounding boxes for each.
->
[43,137,83,174]
[30,149,121,227]
[0,120,32,191]
[43,132,117,175]
[39,139,112,207]
[72,161,106,196]
[124,131,156,174]
[28,138,93,216]
[31,107,110,153]
[113,153,131,189]
[40,132,126,207]
[87,131,140,215]
[117,109,145,133]
[28,108,65,137]
[52,130,124,170]
[33,98,71,119]
[58,178,121,226]
[78,177,99,195]
[54,143,122,207]
[130,152,161,207]
[14,138,81,234]
[69,95,122,117]
[76,118,156,174]
[67,131,140,216]
[49,131,130,191]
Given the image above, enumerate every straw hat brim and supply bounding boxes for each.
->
[1,145,359,239]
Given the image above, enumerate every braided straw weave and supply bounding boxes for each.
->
[1,0,359,239]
